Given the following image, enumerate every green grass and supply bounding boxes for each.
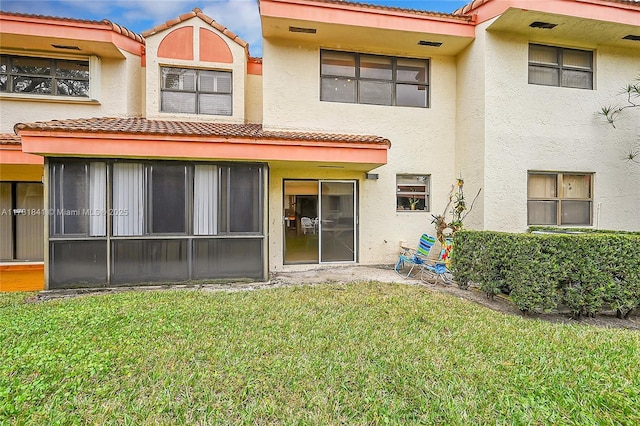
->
[1,282,639,425]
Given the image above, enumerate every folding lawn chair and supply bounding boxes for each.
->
[394,234,437,278]
[420,238,454,285]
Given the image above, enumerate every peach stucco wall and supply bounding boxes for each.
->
[199,28,233,63]
[158,27,194,60]
[262,38,459,266]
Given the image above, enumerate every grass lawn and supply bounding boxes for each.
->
[1,282,639,425]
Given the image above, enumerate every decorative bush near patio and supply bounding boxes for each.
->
[453,230,640,318]
[1,283,639,424]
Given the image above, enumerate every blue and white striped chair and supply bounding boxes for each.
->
[394,234,437,278]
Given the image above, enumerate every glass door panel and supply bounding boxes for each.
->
[320,181,356,263]
[283,180,319,264]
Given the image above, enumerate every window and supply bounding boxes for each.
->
[397,175,430,211]
[0,54,90,97]
[528,172,593,225]
[528,44,593,90]
[50,162,106,236]
[49,160,265,287]
[161,67,232,115]
[111,162,189,236]
[0,182,44,261]
[110,162,262,237]
[321,51,429,107]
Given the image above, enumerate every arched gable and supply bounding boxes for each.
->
[199,28,233,63]
[158,26,194,60]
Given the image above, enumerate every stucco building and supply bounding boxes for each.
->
[1,0,639,290]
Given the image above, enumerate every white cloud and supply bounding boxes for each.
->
[201,0,262,56]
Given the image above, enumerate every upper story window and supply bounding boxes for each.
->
[0,54,90,97]
[161,67,232,116]
[528,44,593,90]
[320,50,429,108]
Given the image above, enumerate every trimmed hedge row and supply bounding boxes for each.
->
[451,230,640,318]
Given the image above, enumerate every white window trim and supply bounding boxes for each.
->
[159,65,233,116]
[0,52,100,103]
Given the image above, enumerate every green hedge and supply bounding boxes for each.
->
[451,231,640,318]
[528,226,640,235]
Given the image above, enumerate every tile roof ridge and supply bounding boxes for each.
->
[0,133,22,145]
[141,8,250,54]
[0,10,144,44]
[295,0,474,21]
[452,0,640,15]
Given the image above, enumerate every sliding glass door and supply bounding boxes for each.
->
[283,180,356,264]
[320,181,356,262]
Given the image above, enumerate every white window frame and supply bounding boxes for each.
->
[160,66,232,116]
[396,174,430,212]
[0,52,100,101]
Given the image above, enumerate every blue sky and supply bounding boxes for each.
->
[1,0,469,57]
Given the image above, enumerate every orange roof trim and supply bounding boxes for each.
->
[16,118,388,169]
[0,10,144,44]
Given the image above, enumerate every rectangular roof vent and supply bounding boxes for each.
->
[51,44,81,50]
[529,21,557,29]
[289,26,316,34]
[418,40,443,47]
[622,34,640,41]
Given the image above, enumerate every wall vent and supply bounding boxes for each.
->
[289,26,316,34]
[51,44,81,50]
[529,21,557,29]
[417,40,443,47]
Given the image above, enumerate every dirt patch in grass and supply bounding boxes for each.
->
[271,265,640,331]
[28,264,639,330]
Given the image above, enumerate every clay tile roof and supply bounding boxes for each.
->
[14,117,391,147]
[308,0,474,21]
[141,8,250,53]
[0,134,21,145]
[0,10,144,44]
[453,0,640,15]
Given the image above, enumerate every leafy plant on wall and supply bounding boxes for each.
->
[599,74,640,164]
